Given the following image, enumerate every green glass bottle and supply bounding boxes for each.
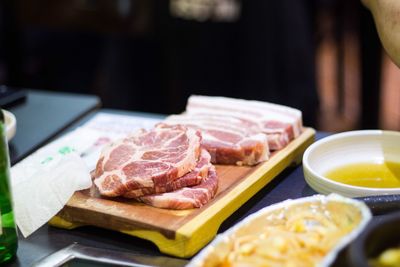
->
[0,109,18,264]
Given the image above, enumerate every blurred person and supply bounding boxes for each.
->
[237,1,318,127]
[165,0,319,127]
[362,0,400,67]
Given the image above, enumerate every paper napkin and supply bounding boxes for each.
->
[10,112,161,237]
[11,152,91,237]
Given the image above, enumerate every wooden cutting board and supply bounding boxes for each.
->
[50,128,315,258]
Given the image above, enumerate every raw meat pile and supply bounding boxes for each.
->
[93,96,303,210]
[165,95,303,166]
[94,124,218,209]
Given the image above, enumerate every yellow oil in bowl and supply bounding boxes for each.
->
[324,161,400,188]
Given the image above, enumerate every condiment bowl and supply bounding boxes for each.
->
[347,211,400,267]
[303,130,400,197]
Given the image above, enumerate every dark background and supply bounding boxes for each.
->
[0,0,383,129]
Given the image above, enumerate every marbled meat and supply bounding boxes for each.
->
[123,149,211,198]
[165,114,269,166]
[187,95,303,150]
[139,165,218,209]
[94,124,201,197]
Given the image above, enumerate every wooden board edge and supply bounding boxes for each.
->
[49,215,194,258]
[49,215,84,229]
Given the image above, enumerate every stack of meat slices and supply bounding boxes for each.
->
[164,95,303,166]
[166,113,269,166]
[93,124,218,210]
[187,95,303,150]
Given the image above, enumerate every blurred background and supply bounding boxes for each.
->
[0,0,399,131]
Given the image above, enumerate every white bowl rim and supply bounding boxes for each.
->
[303,130,400,193]
[2,109,16,141]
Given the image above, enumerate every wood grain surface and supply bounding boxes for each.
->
[50,128,316,258]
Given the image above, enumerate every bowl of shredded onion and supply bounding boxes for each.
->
[188,194,371,267]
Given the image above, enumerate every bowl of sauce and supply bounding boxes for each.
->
[325,161,400,189]
[303,130,400,197]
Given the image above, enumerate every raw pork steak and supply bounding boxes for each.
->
[94,124,201,197]
[139,165,218,209]
[123,149,211,198]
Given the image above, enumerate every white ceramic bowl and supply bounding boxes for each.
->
[303,130,400,197]
[3,109,16,141]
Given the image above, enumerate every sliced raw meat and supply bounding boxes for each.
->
[123,149,211,198]
[139,165,218,210]
[165,114,269,166]
[187,95,303,150]
[94,124,201,197]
